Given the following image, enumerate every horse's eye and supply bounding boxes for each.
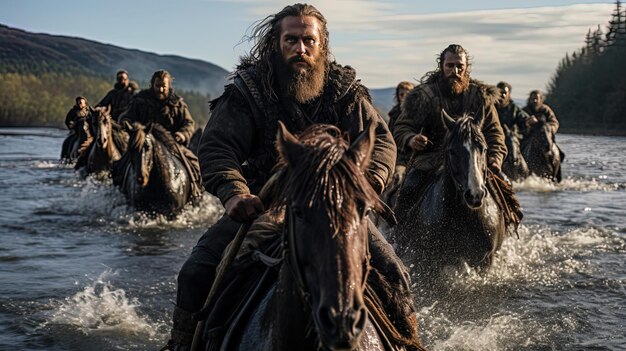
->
[291,207,303,218]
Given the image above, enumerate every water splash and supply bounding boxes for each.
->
[420,309,555,351]
[33,160,72,169]
[44,173,223,230]
[47,269,161,336]
[450,225,622,288]
[125,192,223,230]
[514,175,620,192]
[414,225,623,350]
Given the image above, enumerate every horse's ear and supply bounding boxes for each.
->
[105,105,111,115]
[441,109,455,130]
[347,119,376,171]
[276,121,304,166]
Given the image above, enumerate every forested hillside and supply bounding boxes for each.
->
[0,24,229,127]
[546,1,626,135]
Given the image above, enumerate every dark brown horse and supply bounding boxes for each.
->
[223,122,417,351]
[394,111,506,284]
[112,123,195,216]
[81,106,128,175]
[502,124,529,181]
[522,120,563,182]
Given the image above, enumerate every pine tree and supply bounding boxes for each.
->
[592,25,605,55]
[605,0,624,47]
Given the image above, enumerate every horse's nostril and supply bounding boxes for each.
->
[317,306,338,334]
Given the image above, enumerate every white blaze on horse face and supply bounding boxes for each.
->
[465,140,484,197]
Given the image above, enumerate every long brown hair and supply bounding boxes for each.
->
[238,3,331,101]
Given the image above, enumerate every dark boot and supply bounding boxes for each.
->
[165,216,240,351]
[160,306,195,351]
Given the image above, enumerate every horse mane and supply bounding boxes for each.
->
[149,124,180,151]
[128,124,146,152]
[266,124,382,234]
[128,123,178,152]
[445,114,487,150]
[110,120,128,151]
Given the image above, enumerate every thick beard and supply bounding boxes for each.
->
[277,53,327,103]
[442,73,470,96]
[154,90,168,101]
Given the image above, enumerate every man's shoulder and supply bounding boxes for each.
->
[134,89,152,100]
[541,104,555,114]
[468,79,499,106]
[414,83,436,96]
[169,92,185,105]
[404,83,436,107]
[328,62,361,102]
[210,83,248,112]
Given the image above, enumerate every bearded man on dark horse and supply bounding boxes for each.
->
[161,4,422,351]
[392,44,522,281]
[115,70,202,199]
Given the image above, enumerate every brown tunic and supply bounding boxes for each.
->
[198,63,396,205]
[96,82,139,120]
[523,103,559,135]
[118,89,195,143]
[393,79,506,171]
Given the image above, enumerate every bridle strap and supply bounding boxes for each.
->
[284,207,311,308]
[283,206,372,310]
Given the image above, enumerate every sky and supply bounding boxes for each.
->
[1,0,616,100]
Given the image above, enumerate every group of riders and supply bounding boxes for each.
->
[59,4,563,351]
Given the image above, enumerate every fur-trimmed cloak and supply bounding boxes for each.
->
[393,77,506,171]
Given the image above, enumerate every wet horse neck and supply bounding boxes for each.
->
[148,141,177,187]
[261,260,317,350]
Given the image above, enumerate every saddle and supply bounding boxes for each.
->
[202,216,283,351]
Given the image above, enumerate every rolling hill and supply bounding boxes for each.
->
[0,24,229,97]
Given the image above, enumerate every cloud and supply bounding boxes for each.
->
[238,1,613,99]
[337,3,613,99]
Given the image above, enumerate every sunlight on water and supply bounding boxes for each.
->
[514,175,620,192]
[49,173,224,230]
[33,160,73,169]
[48,269,161,336]
[420,308,556,351]
[452,225,621,287]
[415,224,623,350]
[125,192,224,230]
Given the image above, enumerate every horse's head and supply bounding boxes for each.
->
[272,120,381,350]
[126,122,154,187]
[91,106,112,149]
[442,109,488,209]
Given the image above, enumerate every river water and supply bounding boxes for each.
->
[0,127,624,351]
